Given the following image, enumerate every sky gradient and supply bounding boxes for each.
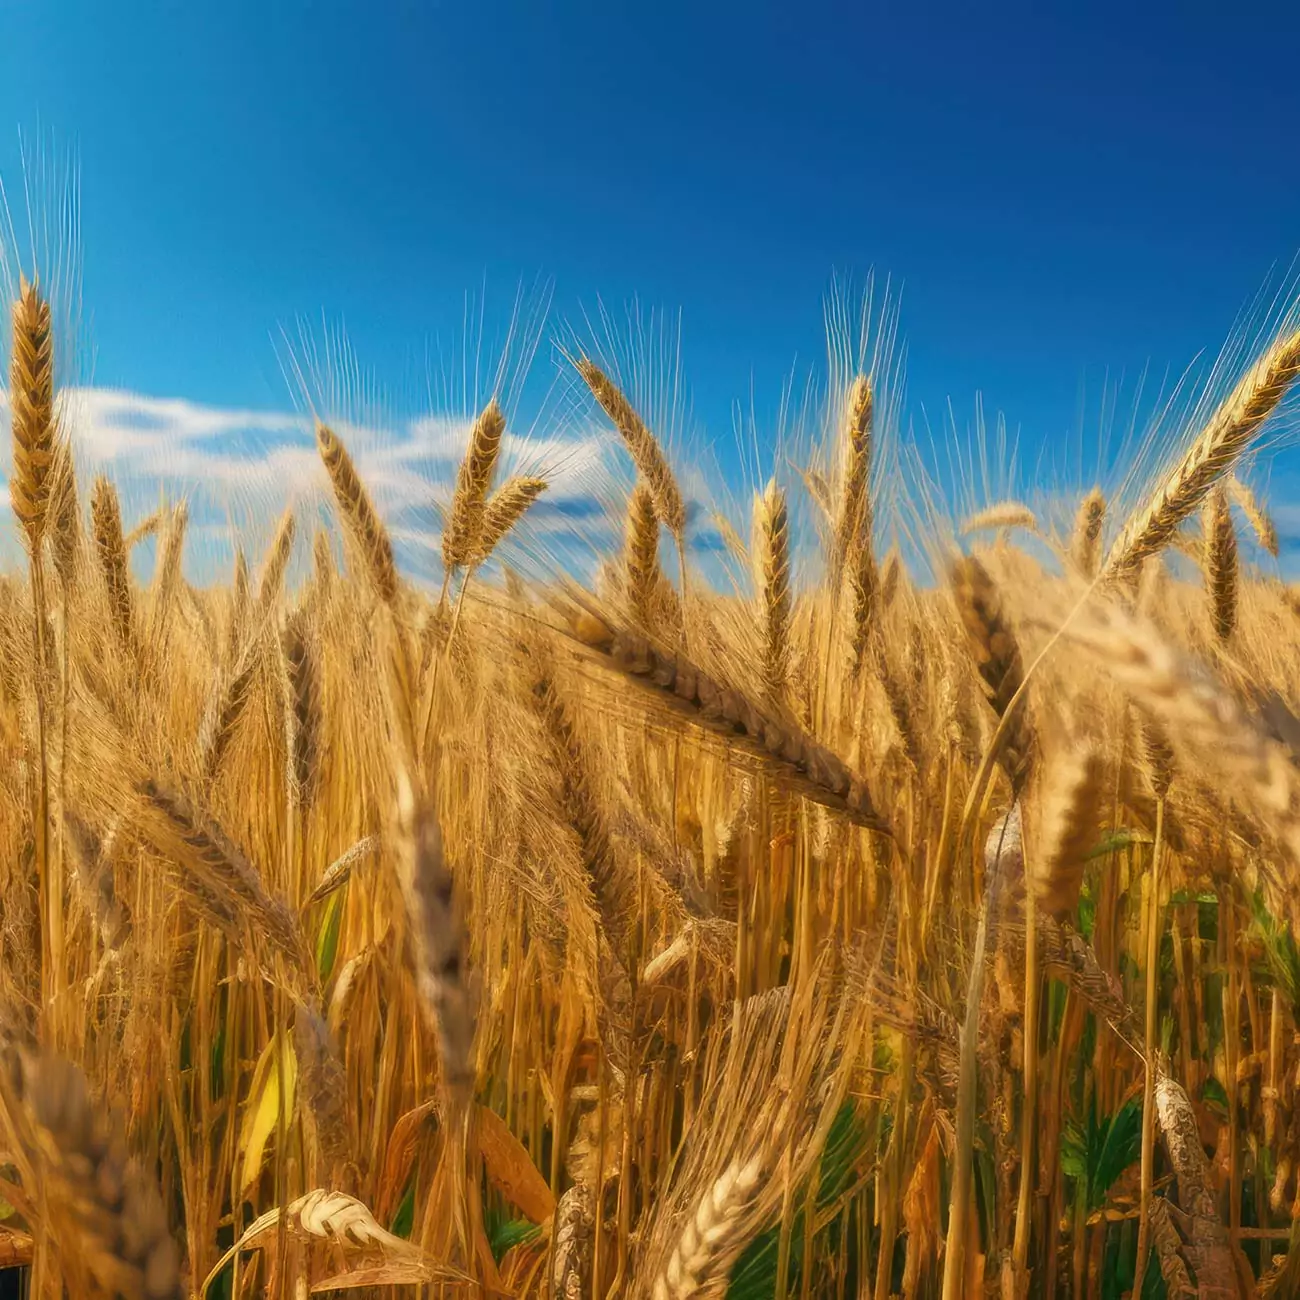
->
[0,0,1298,571]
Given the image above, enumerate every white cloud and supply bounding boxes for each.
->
[0,386,627,585]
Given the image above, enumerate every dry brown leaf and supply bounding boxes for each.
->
[477,1104,556,1223]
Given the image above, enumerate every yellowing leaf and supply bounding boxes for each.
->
[477,1105,555,1223]
[238,1031,297,1194]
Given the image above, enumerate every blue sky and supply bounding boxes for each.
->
[1,0,1299,574]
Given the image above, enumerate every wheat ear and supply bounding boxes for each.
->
[529,654,635,956]
[1033,748,1104,918]
[625,482,663,630]
[474,475,547,564]
[312,525,335,599]
[650,1158,763,1300]
[1069,486,1106,577]
[123,509,162,549]
[442,398,506,571]
[394,771,475,1104]
[282,611,323,808]
[0,1046,182,1299]
[315,420,398,603]
[135,779,307,975]
[91,475,136,655]
[1226,473,1278,556]
[1103,326,1300,579]
[565,604,889,833]
[1203,485,1238,643]
[832,374,873,583]
[256,506,297,617]
[9,276,56,551]
[46,435,80,590]
[10,277,61,1012]
[951,555,1034,794]
[578,358,685,540]
[960,501,1038,535]
[752,477,791,706]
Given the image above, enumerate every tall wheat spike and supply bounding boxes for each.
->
[1070,487,1106,577]
[91,475,135,656]
[960,501,1038,536]
[394,772,474,1105]
[10,276,62,1020]
[577,358,685,540]
[1033,748,1104,918]
[650,1159,763,1300]
[951,555,1034,793]
[315,420,398,603]
[473,475,547,564]
[442,399,506,571]
[255,507,297,618]
[9,277,56,552]
[833,374,873,583]
[1204,485,1238,643]
[624,483,662,630]
[1103,327,1300,579]
[751,478,791,706]
[1228,473,1279,557]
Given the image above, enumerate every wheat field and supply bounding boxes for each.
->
[1,264,1300,1300]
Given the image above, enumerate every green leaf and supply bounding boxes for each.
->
[1202,1075,1228,1115]
[489,1216,541,1262]
[1062,1095,1143,1210]
[1086,829,1151,860]
[1091,1097,1142,1209]
[1061,1117,1088,1181]
[1078,879,1097,941]
[391,1167,417,1240]
[1250,889,1300,1013]
[316,888,345,983]
[727,1102,868,1300]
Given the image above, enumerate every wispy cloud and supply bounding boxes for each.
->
[0,386,626,584]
